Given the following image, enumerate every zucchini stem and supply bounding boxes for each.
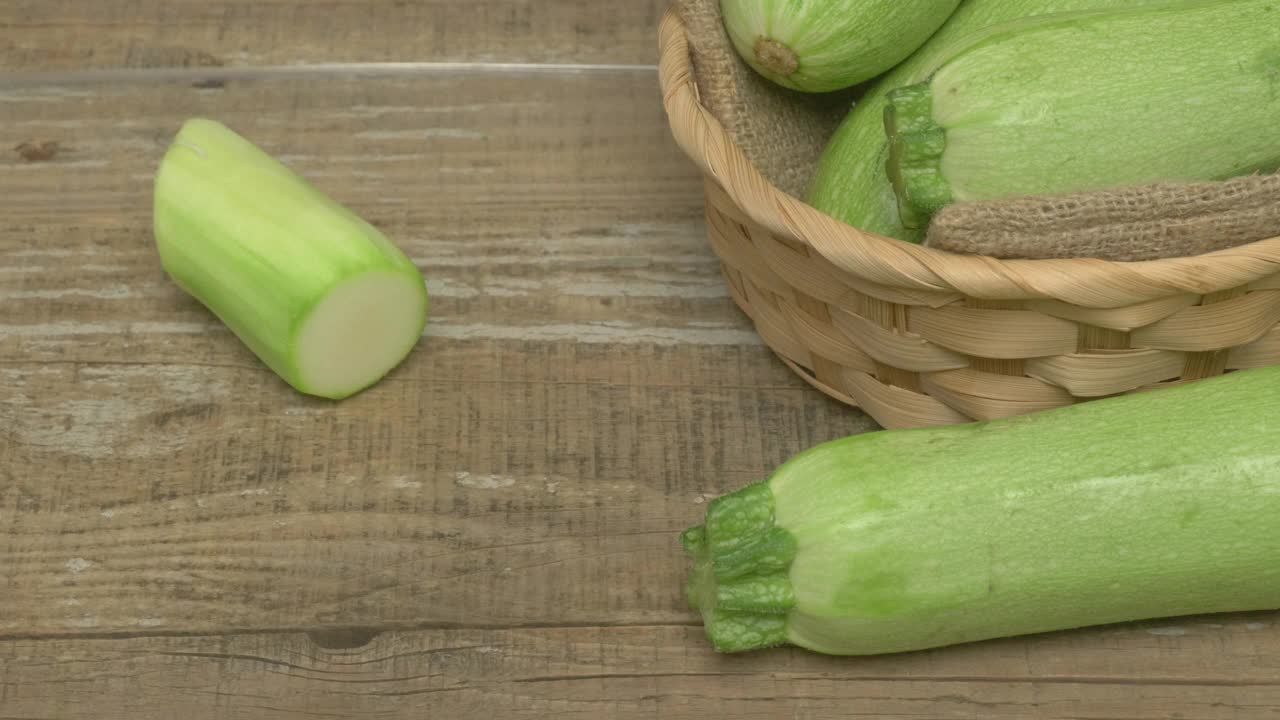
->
[885,82,953,230]
[682,483,797,653]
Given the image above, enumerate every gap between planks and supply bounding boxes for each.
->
[0,61,659,91]
[0,358,815,393]
[3,624,1280,690]
[0,620,703,644]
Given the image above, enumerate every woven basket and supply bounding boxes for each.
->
[657,9,1280,430]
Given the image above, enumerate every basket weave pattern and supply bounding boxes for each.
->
[658,9,1280,429]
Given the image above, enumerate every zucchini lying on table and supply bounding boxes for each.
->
[885,0,1280,229]
[682,365,1280,655]
[153,118,428,400]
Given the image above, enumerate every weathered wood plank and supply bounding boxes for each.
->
[0,0,668,71]
[0,70,875,635]
[3,617,1280,719]
[0,70,731,354]
[1,355,866,635]
[1,68,690,219]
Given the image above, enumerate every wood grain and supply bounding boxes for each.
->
[0,0,669,71]
[4,616,1280,719]
[0,70,875,636]
[6,3,1280,718]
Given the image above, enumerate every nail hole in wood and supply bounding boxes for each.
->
[307,628,380,650]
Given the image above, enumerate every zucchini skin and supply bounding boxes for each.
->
[720,0,961,93]
[804,0,1138,242]
[886,0,1280,229]
[684,365,1280,655]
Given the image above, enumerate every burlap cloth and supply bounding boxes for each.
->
[676,0,1280,261]
[676,0,858,197]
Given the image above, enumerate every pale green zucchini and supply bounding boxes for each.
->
[885,0,1280,229]
[804,0,1136,242]
[153,118,428,400]
[720,0,960,93]
[683,365,1280,655]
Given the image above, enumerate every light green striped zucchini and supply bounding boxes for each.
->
[720,0,961,93]
[683,364,1280,655]
[804,0,1137,242]
[154,119,428,400]
[885,0,1280,229]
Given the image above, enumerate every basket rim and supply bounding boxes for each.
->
[657,8,1280,310]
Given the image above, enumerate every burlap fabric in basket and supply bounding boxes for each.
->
[675,0,857,197]
[661,3,1280,430]
[930,175,1280,261]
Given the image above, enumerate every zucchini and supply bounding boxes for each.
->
[886,0,1280,229]
[804,0,1136,242]
[682,365,1280,655]
[153,118,429,400]
[720,0,961,93]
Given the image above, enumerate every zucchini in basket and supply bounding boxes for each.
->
[804,0,1136,242]
[683,364,1280,655]
[884,0,1280,229]
[720,0,961,92]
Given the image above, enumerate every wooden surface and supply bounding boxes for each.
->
[1,2,1277,718]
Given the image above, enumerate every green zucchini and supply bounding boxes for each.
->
[720,0,961,93]
[804,0,1136,242]
[886,0,1280,229]
[153,118,429,400]
[682,365,1280,655]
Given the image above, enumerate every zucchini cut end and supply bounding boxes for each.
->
[294,270,428,400]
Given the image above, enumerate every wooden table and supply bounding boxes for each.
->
[2,3,1277,717]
